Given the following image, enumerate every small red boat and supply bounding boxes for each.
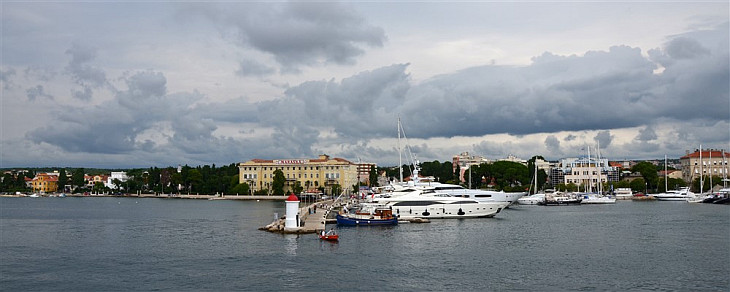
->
[319,230,339,241]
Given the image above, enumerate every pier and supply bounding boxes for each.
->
[260,199,338,234]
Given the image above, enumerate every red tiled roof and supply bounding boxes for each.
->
[681,150,730,159]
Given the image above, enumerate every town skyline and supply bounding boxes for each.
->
[2,2,728,169]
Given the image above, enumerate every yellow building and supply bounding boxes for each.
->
[239,154,358,194]
[31,173,59,193]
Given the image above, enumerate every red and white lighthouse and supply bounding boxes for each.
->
[285,193,300,230]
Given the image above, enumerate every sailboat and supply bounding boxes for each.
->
[518,160,546,205]
[580,143,616,204]
[654,154,694,201]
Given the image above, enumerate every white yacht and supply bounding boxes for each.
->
[387,166,526,206]
[517,193,545,205]
[653,187,694,201]
[614,188,633,200]
[371,188,509,219]
[579,193,617,204]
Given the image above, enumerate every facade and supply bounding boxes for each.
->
[85,175,109,188]
[105,172,129,190]
[680,149,729,183]
[357,162,377,185]
[31,173,59,193]
[452,152,491,182]
[550,157,620,190]
[239,154,359,194]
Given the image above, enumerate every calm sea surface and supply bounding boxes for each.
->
[1,197,728,291]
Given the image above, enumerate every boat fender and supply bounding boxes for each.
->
[422,210,430,216]
[457,208,465,216]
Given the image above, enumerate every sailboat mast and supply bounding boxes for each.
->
[722,149,727,188]
[700,145,703,194]
[398,118,403,183]
[709,150,712,193]
[664,154,667,193]
[587,145,592,193]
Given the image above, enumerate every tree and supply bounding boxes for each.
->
[72,168,85,188]
[187,169,203,193]
[631,162,659,191]
[292,181,303,194]
[230,183,250,195]
[330,184,342,196]
[58,169,68,192]
[630,178,647,194]
[271,169,285,195]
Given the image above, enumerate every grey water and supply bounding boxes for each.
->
[1,197,728,291]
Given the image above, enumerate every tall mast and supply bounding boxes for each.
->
[664,154,667,193]
[587,145,592,193]
[709,150,713,193]
[700,145,703,194]
[398,117,403,183]
[722,149,727,188]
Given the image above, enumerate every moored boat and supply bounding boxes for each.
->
[336,207,398,226]
[541,192,582,205]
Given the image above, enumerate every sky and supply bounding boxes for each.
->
[1,1,729,168]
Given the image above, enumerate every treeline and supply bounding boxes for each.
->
[1,164,255,195]
[121,164,251,195]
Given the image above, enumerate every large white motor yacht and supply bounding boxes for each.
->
[653,187,694,201]
[371,188,509,219]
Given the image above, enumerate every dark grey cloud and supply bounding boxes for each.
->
[544,135,562,155]
[1,68,17,90]
[593,130,613,149]
[236,58,276,77]
[635,126,658,142]
[193,2,386,73]
[65,42,108,100]
[26,85,53,101]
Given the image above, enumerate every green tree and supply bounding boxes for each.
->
[292,181,303,194]
[187,169,203,193]
[631,162,659,191]
[271,169,285,195]
[72,168,85,188]
[330,184,342,196]
[230,183,250,195]
[630,178,647,194]
[58,169,68,192]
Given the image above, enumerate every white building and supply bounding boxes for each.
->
[550,157,619,191]
[105,172,129,190]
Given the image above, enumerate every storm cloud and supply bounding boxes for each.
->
[1,2,728,168]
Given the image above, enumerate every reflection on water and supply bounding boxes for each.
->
[284,235,297,256]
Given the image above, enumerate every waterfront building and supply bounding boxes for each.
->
[357,162,377,185]
[31,173,58,193]
[680,149,729,185]
[85,174,109,188]
[549,156,620,190]
[452,152,491,182]
[239,154,359,195]
[104,172,129,190]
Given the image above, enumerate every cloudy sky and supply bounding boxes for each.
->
[2,1,728,168]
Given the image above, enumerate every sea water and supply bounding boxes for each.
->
[1,197,728,291]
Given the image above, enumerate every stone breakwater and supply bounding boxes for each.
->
[260,200,336,234]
